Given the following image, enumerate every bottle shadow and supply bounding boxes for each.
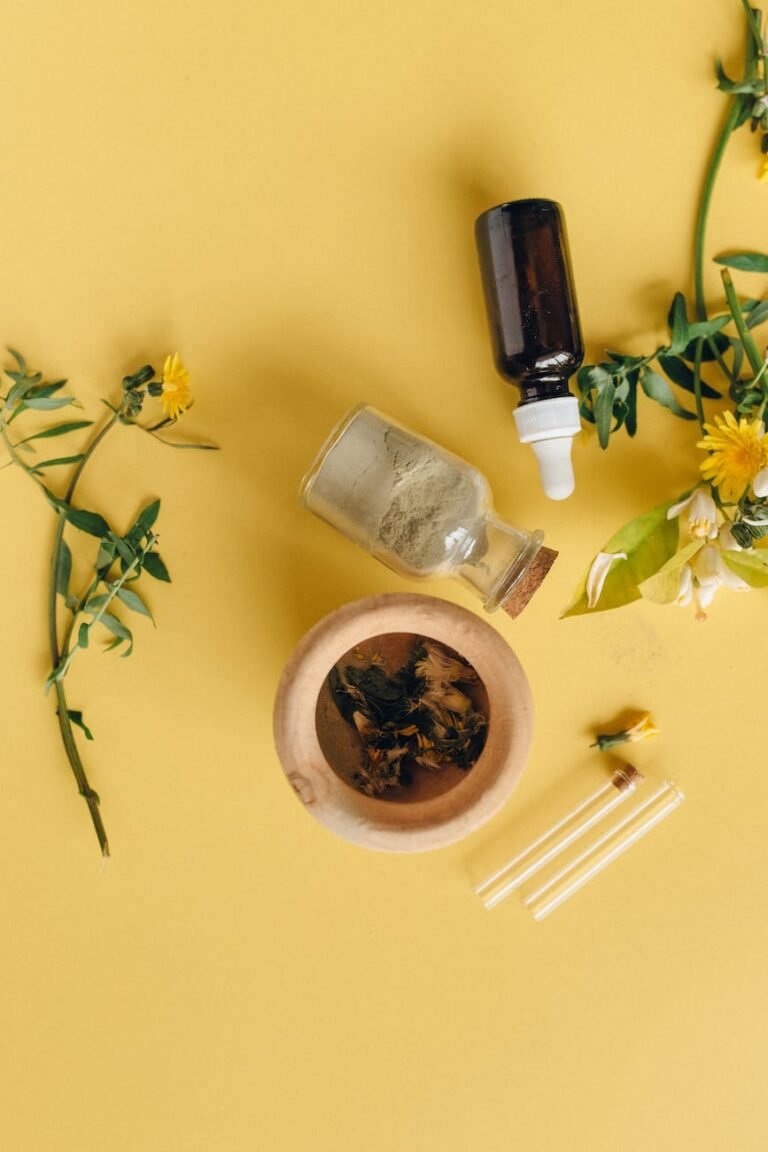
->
[208,317,408,646]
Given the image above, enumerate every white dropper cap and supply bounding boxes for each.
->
[513,395,581,501]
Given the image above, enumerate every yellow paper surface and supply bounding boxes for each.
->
[1,1,766,1149]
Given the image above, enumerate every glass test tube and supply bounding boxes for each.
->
[474,765,684,920]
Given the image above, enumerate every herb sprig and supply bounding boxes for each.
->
[0,349,217,854]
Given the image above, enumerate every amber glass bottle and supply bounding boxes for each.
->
[475,199,584,499]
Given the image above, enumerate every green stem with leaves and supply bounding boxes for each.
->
[47,411,119,856]
[691,4,763,420]
[53,551,143,683]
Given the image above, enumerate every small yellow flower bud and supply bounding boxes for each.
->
[592,712,658,751]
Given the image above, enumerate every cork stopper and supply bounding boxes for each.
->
[611,763,644,792]
[500,545,558,619]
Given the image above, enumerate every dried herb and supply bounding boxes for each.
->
[329,638,488,797]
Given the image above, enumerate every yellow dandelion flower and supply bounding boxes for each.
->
[160,353,192,421]
[697,411,768,503]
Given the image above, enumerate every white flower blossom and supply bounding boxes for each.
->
[586,551,627,608]
[675,563,693,607]
[667,486,719,540]
[752,467,768,498]
[681,525,748,620]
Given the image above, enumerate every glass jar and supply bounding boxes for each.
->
[300,404,557,617]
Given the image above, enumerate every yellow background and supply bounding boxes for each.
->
[1,1,766,1148]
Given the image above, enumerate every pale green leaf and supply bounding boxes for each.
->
[20,395,73,411]
[561,500,680,617]
[116,585,154,622]
[639,540,703,604]
[98,612,134,655]
[721,549,768,587]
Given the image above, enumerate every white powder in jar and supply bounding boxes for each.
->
[377,427,484,575]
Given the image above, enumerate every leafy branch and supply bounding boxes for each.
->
[0,349,217,855]
[566,3,768,621]
[577,3,768,449]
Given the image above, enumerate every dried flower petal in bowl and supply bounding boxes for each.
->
[317,634,489,801]
[273,594,533,852]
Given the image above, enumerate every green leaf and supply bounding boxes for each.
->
[99,611,134,655]
[5,373,41,406]
[657,354,721,399]
[640,366,697,420]
[679,331,730,363]
[625,374,638,437]
[62,505,110,537]
[714,58,761,93]
[108,532,136,566]
[734,93,755,130]
[561,500,680,617]
[714,252,768,274]
[7,347,27,373]
[96,539,117,571]
[134,498,161,536]
[16,419,93,444]
[5,396,28,419]
[67,710,94,741]
[577,364,612,401]
[78,622,90,649]
[56,539,72,598]
[20,395,73,411]
[731,341,744,380]
[667,293,689,354]
[639,539,703,604]
[143,551,171,583]
[84,594,110,613]
[32,453,85,470]
[721,549,768,587]
[685,315,730,342]
[745,300,768,329]
[25,381,66,400]
[116,585,154,622]
[594,378,615,448]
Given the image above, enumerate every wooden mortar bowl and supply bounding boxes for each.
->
[273,593,533,851]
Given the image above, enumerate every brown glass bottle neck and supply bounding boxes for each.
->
[516,377,574,403]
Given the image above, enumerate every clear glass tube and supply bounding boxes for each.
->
[474,764,684,920]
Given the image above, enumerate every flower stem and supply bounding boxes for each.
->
[53,679,109,856]
[694,4,762,320]
[48,411,119,856]
[690,107,741,430]
[721,268,765,377]
[693,104,741,323]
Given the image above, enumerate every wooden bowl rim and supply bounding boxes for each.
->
[273,593,533,852]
